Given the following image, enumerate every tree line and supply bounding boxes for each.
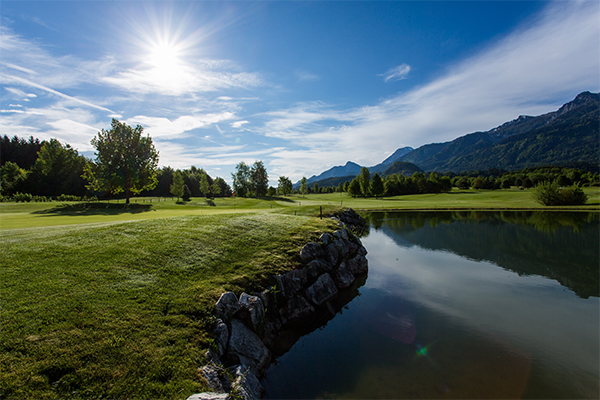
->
[1,120,295,202]
[294,166,598,198]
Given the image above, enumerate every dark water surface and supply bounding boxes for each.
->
[262,211,599,399]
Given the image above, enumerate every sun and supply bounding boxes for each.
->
[148,42,181,73]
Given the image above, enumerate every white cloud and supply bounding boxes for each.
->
[381,64,411,82]
[45,119,100,151]
[127,112,236,139]
[231,120,249,128]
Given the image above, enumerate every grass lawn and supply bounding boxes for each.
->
[0,212,336,399]
[1,187,597,399]
[285,186,600,211]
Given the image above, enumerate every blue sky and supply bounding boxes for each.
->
[1,1,598,185]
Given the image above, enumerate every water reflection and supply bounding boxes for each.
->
[365,211,599,298]
[262,212,599,399]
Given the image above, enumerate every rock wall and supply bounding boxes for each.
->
[188,212,368,400]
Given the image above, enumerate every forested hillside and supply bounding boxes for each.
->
[399,91,599,171]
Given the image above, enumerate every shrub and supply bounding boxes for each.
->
[14,192,33,202]
[57,194,81,202]
[32,195,51,202]
[532,182,587,206]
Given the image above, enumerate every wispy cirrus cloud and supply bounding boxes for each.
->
[102,62,263,96]
[295,69,319,82]
[381,63,411,82]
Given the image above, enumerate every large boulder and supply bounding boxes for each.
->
[303,273,339,306]
[278,294,315,325]
[231,365,264,400]
[325,242,340,267]
[319,232,333,246]
[199,365,231,393]
[333,229,349,241]
[227,319,271,375]
[215,292,240,322]
[238,293,265,334]
[348,254,368,276]
[186,393,228,400]
[305,259,332,281]
[332,238,350,259]
[213,319,229,357]
[331,261,355,289]
[274,269,307,299]
[299,242,324,264]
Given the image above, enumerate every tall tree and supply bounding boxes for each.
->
[232,162,251,197]
[212,177,231,197]
[170,170,185,201]
[210,179,221,197]
[370,173,385,198]
[250,160,269,197]
[347,178,361,198]
[199,172,210,197]
[299,177,308,195]
[278,176,293,196]
[83,119,159,203]
[359,167,370,197]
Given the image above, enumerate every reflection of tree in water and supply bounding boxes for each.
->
[365,211,599,298]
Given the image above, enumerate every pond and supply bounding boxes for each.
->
[261,211,599,399]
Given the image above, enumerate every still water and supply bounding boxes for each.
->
[262,211,599,399]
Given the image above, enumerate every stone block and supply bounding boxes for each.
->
[303,273,338,306]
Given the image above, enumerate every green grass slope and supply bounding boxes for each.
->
[0,213,335,399]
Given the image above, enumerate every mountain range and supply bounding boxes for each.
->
[299,91,599,187]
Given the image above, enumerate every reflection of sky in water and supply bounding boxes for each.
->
[263,215,599,399]
[362,228,599,398]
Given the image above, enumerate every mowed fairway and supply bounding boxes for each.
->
[0,197,290,230]
[1,187,598,399]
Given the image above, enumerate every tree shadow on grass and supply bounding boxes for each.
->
[32,202,154,216]
[262,196,297,203]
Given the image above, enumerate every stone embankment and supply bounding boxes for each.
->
[187,209,368,400]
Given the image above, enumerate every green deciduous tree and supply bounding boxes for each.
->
[27,138,88,197]
[299,177,308,195]
[370,173,385,198]
[0,161,27,195]
[278,176,293,196]
[170,170,185,201]
[83,119,159,203]
[232,162,250,197]
[199,172,210,198]
[210,179,221,197]
[347,178,361,198]
[250,161,269,197]
[359,167,370,197]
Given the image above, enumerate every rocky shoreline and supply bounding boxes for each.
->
[187,209,368,400]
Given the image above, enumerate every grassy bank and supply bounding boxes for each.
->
[0,213,336,399]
